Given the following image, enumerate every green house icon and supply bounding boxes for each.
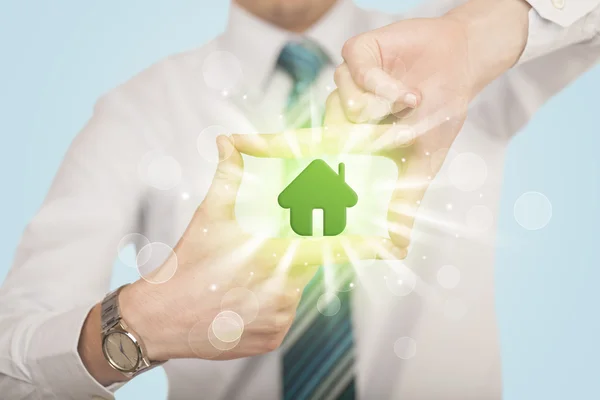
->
[278,159,358,236]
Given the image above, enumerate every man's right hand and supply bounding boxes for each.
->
[118,135,398,363]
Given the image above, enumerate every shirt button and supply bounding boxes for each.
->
[551,0,565,9]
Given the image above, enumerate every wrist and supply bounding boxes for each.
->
[444,0,531,97]
[119,281,172,362]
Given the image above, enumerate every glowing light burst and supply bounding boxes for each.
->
[321,243,337,292]
[387,201,466,237]
[383,201,497,245]
[374,177,436,193]
[370,125,415,152]
[340,124,377,154]
[236,170,260,183]
[272,240,300,282]
[235,235,270,261]
[371,244,433,299]
[386,220,414,242]
[214,235,270,277]
[406,98,466,137]
[369,98,466,154]
[283,129,303,159]
[338,237,385,301]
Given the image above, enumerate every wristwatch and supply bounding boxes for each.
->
[100,284,162,376]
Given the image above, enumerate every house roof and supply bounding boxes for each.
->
[278,159,358,209]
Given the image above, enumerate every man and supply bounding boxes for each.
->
[0,1,598,400]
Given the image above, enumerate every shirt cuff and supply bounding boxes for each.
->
[27,302,117,400]
[519,0,600,63]
[525,0,600,27]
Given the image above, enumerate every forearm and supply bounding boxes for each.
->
[445,0,531,97]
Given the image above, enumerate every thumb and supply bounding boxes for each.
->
[203,135,244,220]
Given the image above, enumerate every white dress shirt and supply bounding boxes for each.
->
[0,1,598,399]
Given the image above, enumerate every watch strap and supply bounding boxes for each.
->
[101,284,164,375]
[101,285,125,334]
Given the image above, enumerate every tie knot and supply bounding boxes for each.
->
[277,41,329,91]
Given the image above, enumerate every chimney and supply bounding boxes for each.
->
[338,163,345,181]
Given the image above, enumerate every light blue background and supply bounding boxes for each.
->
[1,1,598,399]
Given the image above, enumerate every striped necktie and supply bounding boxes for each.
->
[277,40,357,400]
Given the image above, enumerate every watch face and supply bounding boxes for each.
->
[103,331,140,372]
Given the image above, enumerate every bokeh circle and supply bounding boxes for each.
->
[117,233,150,268]
[211,311,244,343]
[393,337,417,360]
[317,293,341,316]
[197,125,235,163]
[385,266,416,296]
[138,151,182,190]
[437,265,461,289]
[188,320,222,359]
[136,242,178,284]
[514,191,552,230]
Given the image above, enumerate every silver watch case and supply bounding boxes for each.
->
[100,285,157,376]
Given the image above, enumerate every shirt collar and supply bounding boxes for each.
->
[304,0,365,66]
[220,0,365,94]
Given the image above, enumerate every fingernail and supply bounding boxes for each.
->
[403,93,418,108]
[393,246,408,260]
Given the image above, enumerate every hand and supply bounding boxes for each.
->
[331,17,474,249]
[335,0,530,120]
[331,0,530,247]
[120,136,400,361]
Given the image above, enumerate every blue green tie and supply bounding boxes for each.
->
[277,40,357,400]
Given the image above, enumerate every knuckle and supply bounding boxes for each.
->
[333,66,345,84]
[276,293,297,310]
[341,36,361,61]
[275,312,295,329]
[264,336,282,352]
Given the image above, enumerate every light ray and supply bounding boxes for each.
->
[386,221,415,242]
[389,202,463,233]
[388,202,500,246]
[252,239,299,295]
[272,239,300,282]
[366,241,438,300]
[370,100,466,153]
[283,129,303,159]
[374,177,433,192]
[403,99,466,140]
[322,243,335,292]
[384,258,437,300]
[228,235,269,265]
[339,238,385,303]
[370,124,415,153]
[379,214,497,248]
[341,124,378,154]
[239,170,260,182]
